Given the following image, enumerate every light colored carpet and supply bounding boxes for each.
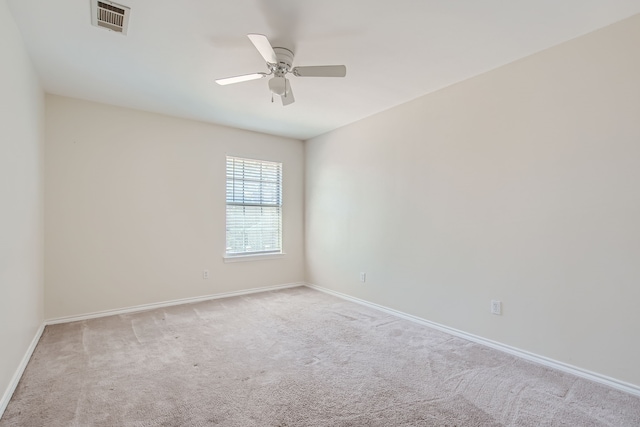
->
[2,287,639,426]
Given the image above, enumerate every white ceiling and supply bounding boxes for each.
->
[7,1,640,140]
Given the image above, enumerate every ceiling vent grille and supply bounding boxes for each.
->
[91,0,130,35]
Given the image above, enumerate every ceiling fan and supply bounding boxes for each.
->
[215,34,347,106]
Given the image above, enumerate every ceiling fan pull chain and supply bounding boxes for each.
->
[271,93,274,103]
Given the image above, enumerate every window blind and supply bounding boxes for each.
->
[226,156,282,255]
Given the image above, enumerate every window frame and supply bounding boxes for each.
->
[224,155,284,261]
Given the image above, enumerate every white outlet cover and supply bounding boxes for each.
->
[491,300,502,315]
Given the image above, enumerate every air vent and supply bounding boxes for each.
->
[91,0,130,35]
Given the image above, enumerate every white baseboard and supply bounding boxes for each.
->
[305,283,640,398]
[0,323,45,418]
[46,282,305,325]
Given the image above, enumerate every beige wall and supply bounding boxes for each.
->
[0,0,45,406]
[45,96,305,319]
[305,15,640,386]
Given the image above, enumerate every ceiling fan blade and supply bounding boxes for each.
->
[292,65,346,77]
[281,84,295,106]
[215,72,268,86]
[247,34,278,65]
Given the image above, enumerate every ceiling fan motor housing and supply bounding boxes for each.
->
[272,47,294,76]
[269,47,294,96]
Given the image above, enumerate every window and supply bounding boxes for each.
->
[226,156,282,256]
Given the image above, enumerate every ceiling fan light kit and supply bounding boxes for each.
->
[215,34,346,106]
[268,77,288,96]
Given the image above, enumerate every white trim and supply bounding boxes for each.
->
[1,323,45,418]
[223,252,286,263]
[46,282,304,325]
[305,283,640,397]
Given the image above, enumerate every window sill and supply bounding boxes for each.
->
[223,252,286,263]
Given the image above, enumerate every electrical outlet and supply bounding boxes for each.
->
[491,300,502,315]
[360,272,366,283]
[203,270,209,279]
